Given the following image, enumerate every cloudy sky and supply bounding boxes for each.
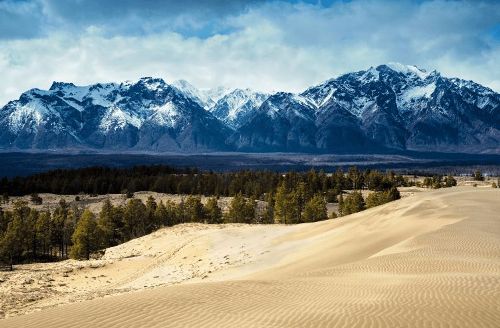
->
[1,0,499,105]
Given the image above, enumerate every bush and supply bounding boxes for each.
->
[445,175,457,187]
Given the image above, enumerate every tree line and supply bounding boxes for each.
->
[1,166,410,199]
[0,189,328,263]
[0,166,419,265]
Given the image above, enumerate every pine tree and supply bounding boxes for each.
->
[123,199,147,240]
[444,175,457,187]
[70,209,102,260]
[145,196,158,232]
[273,183,289,224]
[0,201,30,263]
[185,196,205,223]
[97,198,117,247]
[26,209,39,259]
[163,200,177,226]
[385,187,400,201]
[36,211,51,257]
[338,193,344,216]
[292,182,308,223]
[341,191,365,215]
[244,197,256,224]
[262,192,275,224]
[225,193,255,223]
[153,201,168,228]
[225,193,246,223]
[302,194,328,222]
[52,199,69,257]
[348,167,362,190]
[205,197,223,224]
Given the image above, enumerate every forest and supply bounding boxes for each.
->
[0,166,458,267]
[1,165,408,197]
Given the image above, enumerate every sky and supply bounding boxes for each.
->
[0,0,499,105]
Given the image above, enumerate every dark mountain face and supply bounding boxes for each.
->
[231,93,317,152]
[0,78,231,152]
[1,64,498,154]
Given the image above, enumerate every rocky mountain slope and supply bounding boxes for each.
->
[1,64,498,153]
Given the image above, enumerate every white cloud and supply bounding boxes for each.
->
[0,0,499,106]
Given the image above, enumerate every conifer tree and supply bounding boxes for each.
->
[52,199,69,257]
[205,197,223,224]
[445,175,457,187]
[97,199,119,247]
[26,209,39,259]
[145,196,158,231]
[341,191,365,215]
[36,211,51,257]
[225,193,255,223]
[338,193,344,216]
[273,183,290,224]
[0,201,30,262]
[153,200,168,227]
[70,209,101,260]
[123,199,147,240]
[302,194,328,222]
[185,196,205,223]
[262,192,275,224]
[225,192,246,223]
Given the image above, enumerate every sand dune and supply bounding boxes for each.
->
[1,186,499,327]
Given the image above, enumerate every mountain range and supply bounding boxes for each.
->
[1,63,498,154]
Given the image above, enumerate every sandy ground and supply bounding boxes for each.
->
[1,186,499,327]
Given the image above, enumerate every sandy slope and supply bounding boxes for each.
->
[1,186,499,327]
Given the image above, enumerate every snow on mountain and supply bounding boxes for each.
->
[211,89,269,129]
[148,102,181,128]
[200,86,233,107]
[0,64,498,153]
[99,106,142,132]
[7,98,47,134]
[172,80,215,109]
[0,77,231,151]
[172,80,235,111]
[385,62,432,79]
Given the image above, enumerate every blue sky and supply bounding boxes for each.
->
[0,0,499,105]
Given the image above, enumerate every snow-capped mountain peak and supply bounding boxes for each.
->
[384,62,431,79]
[172,79,213,109]
[1,66,498,153]
[210,88,269,129]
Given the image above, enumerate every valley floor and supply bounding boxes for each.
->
[0,186,499,327]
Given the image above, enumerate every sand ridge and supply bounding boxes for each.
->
[1,186,499,327]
